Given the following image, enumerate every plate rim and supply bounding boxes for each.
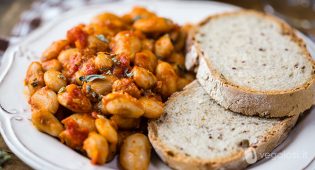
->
[0,1,314,170]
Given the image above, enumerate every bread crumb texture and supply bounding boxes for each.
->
[155,81,283,159]
[195,12,314,91]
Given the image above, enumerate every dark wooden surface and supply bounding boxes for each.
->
[0,143,32,170]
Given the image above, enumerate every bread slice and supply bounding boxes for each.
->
[187,10,315,117]
[148,81,298,170]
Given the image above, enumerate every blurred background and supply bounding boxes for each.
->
[1,0,315,55]
[1,0,315,44]
[0,0,315,169]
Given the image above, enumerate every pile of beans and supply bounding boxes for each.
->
[25,7,194,169]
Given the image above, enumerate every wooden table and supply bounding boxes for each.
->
[0,138,32,169]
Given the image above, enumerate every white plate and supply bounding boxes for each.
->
[0,1,314,170]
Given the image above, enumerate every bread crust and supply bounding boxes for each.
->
[185,25,199,72]
[148,82,299,170]
[191,10,315,117]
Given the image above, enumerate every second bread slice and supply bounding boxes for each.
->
[148,81,298,170]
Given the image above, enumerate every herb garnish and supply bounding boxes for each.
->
[58,87,66,94]
[57,74,66,80]
[31,78,38,87]
[126,72,134,78]
[124,69,134,78]
[133,15,142,22]
[79,74,106,83]
[31,81,38,87]
[97,114,105,119]
[91,92,97,98]
[98,94,103,101]
[100,67,110,72]
[103,52,117,57]
[0,150,11,167]
[86,85,91,93]
[111,58,121,65]
[105,70,112,75]
[96,34,109,43]
[97,102,103,112]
